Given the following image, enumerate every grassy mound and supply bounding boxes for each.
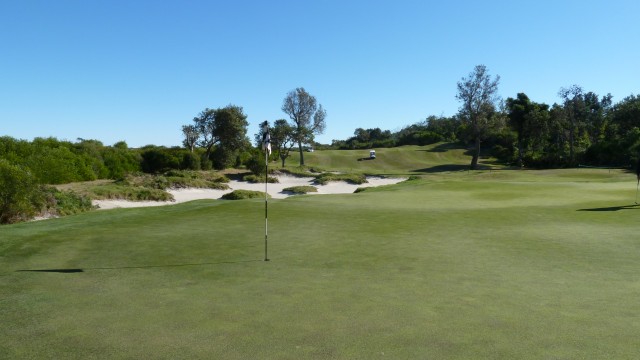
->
[282,185,318,194]
[242,174,279,183]
[314,172,367,185]
[286,143,490,175]
[56,171,230,202]
[221,189,270,200]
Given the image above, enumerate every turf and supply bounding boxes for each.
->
[286,143,480,175]
[2,167,640,359]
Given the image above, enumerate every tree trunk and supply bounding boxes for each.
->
[298,142,305,166]
[470,136,481,170]
[281,155,286,167]
[568,123,575,165]
[517,137,523,168]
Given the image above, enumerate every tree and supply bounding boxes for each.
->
[558,85,589,165]
[181,124,199,153]
[193,108,217,160]
[281,87,326,166]
[211,105,250,169]
[271,120,297,167]
[505,93,550,167]
[456,65,501,169]
[191,105,249,169]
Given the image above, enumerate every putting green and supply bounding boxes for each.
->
[1,169,639,359]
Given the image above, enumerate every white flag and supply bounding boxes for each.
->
[262,131,271,156]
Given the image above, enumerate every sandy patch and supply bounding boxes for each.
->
[93,175,406,210]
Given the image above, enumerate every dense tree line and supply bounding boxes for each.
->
[0,136,253,224]
[332,66,640,169]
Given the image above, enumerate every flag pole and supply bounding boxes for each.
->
[264,146,269,261]
[262,121,270,262]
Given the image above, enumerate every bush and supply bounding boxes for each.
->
[181,152,201,170]
[243,174,278,183]
[314,173,367,185]
[245,154,267,176]
[0,160,44,224]
[282,186,317,194]
[140,148,182,173]
[42,187,94,216]
[221,190,269,200]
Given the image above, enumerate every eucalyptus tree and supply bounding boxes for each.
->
[191,105,249,169]
[558,85,587,165]
[181,124,199,153]
[255,119,297,167]
[281,87,326,166]
[456,65,501,169]
[271,119,297,167]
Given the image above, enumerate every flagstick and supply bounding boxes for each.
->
[264,148,269,261]
[636,179,639,205]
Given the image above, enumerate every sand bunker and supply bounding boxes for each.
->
[93,176,406,210]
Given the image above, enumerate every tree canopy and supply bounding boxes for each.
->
[456,65,501,169]
[281,87,326,166]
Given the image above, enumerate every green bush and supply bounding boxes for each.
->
[42,187,94,216]
[221,190,269,200]
[314,173,367,185]
[181,152,201,170]
[278,166,324,177]
[242,174,278,183]
[89,185,172,201]
[245,154,267,176]
[282,186,317,194]
[0,160,44,224]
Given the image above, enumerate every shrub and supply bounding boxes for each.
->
[221,190,270,200]
[181,152,201,170]
[0,160,44,224]
[245,154,267,176]
[243,174,279,183]
[42,187,94,216]
[283,186,317,194]
[314,173,367,185]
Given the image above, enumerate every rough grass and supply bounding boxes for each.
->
[55,171,230,202]
[221,189,270,200]
[314,172,367,185]
[242,174,279,183]
[2,168,640,359]
[282,185,318,194]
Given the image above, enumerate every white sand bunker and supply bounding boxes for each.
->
[94,175,406,210]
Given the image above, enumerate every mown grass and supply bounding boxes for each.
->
[285,143,490,175]
[2,167,640,359]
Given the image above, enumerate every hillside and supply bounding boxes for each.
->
[284,143,500,175]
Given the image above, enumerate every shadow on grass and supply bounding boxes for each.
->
[413,143,467,153]
[413,164,501,173]
[578,204,640,212]
[413,164,471,173]
[17,259,264,274]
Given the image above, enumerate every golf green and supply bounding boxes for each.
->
[1,169,639,359]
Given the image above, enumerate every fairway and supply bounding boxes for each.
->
[286,143,478,175]
[2,169,640,359]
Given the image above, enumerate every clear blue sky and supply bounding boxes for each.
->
[1,0,638,147]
